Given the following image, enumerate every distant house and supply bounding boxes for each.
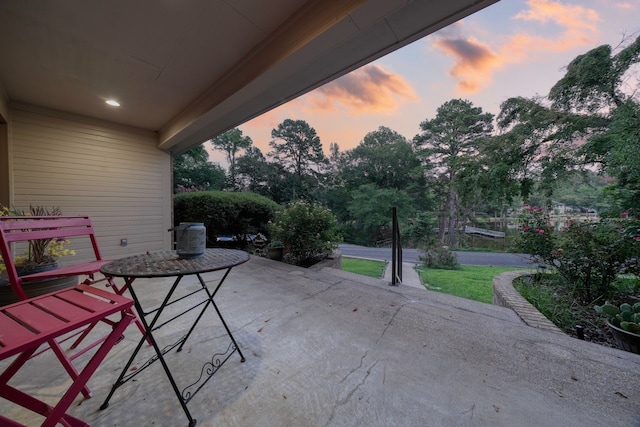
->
[554,204,575,215]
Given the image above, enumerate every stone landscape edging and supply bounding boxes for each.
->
[493,270,564,334]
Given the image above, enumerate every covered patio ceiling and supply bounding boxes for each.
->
[0,0,498,154]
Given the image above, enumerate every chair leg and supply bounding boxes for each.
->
[106,276,150,345]
[49,339,92,399]
[42,311,134,427]
[0,345,92,423]
[69,275,150,350]
[68,322,99,350]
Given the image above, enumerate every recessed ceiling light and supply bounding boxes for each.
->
[106,99,120,107]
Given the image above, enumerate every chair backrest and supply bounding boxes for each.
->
[0,216,104,300]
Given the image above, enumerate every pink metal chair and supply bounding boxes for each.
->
[0,215,147,397]
[0,285,134,426]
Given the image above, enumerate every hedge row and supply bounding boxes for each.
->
[173,191,280,247]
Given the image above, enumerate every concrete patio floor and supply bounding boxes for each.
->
[2,255,639,426]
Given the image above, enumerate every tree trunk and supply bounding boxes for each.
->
[447,189,458,247]
[461,204,472,247]
[438,211,446,243]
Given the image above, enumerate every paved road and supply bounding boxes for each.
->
[338,244,535,267]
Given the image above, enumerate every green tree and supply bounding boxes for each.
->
[269,119,326,198]
[559,36,640,212]
[548,37,640,113]
[235,146,301,204]
[544,171,609,212]
[493,35,640,213]
[330,127,431,244]
[322,142,353,222]
[322,142,344,191]
[235,146,269,193]
[341,127,427,199]
[173,145,226,193]
[484,97,566,205]
[210,128,253,190]
[346,184,414,246]
[414,99,493,246]
[583,99,640,212]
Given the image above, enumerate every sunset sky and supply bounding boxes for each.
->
[207,0,640,165]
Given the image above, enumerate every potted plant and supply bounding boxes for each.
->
[0,205,77,304]
[594,301,640,354]
[266,240,285,261]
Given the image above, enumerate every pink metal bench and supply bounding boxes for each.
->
[0,215,147,398]
[0,284,134,426]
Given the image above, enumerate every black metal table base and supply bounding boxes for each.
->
[100,270,245,427]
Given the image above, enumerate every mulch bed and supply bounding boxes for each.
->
[514,275,639,351]
[565,309,618,349]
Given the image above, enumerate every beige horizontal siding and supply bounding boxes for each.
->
[9,104,172,263]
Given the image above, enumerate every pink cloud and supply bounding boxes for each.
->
[303,64,418,114]
[432,37,502,93]
[515,0,599,32]
[614,2,637,9]
[434,0,600,94]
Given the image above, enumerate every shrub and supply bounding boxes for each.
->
[516,205,640,303]
[402,211,437,248]
[173,191,280,247]
[514,205,556,266]
[419,244,460,270]
[269,200,341,267]
[554,218,639,303]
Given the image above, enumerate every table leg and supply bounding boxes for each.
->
[106,276,150,341]
[173,270,246,406]
[101,267,246,427]
[99,278,159,409]
[100,276,197,427]
[188,271,245,362]
[177,269,232,352]
[210,298,246,362]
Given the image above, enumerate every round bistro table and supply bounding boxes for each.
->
[99,248,250,427]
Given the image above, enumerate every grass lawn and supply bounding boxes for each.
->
[417,265,526,304]
[342,257,387,279]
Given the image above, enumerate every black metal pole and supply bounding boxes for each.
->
[391,207,398,286]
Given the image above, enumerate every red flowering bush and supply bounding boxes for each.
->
[515,205,556,266]
[516,206,640,303]
[556,218,639,303]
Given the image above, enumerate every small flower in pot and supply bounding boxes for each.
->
[0,205,76,277]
